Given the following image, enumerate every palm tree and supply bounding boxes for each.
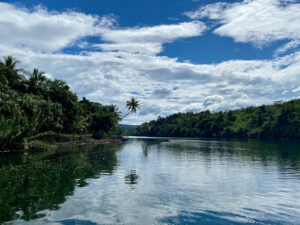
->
[28,68,47,94]
[122,97,140,119]
[0,56,23,88]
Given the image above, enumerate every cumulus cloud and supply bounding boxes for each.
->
[0,2,115,52]
[100,21,206,43]
[0,2,206,56]
[96,21,206,55]
[1,2,300,124]
[184,0,300,50]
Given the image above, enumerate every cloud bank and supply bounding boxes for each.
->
[184,0,300,52]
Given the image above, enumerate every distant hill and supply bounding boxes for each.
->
[129,99,300,139]
[118,124,139,131]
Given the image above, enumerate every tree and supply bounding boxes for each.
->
[48,79,79,133]
[0,74,8,86]
[78,98,121,138]
[28,68,47,95]
[0,56,25,90]
[122,97,140,119]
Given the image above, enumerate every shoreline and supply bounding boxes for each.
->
[55,137,124,147]
[0,137,125,153]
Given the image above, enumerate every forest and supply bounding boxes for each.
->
[0,56,139,151]
[129,99,300,139]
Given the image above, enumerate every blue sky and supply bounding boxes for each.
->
[0,0,300,124]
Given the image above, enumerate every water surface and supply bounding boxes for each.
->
[1,138,300,224]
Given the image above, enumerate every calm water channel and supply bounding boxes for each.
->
[1,137,300,224]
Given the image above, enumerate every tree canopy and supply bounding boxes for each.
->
[130,100,300,139]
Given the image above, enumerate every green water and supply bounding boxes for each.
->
[1,138,300,224]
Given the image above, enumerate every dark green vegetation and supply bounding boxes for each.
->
[0,144,120,223]
[130,99,300,139]
[0,56,140,151]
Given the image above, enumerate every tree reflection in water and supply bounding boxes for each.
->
[0,144,121,223]
[141,138,169,156]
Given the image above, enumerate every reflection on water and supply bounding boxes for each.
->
[125,170,139,187]
[0,138,300,224]
[0,144,120,223]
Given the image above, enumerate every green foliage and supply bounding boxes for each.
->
[46,79,80,133]
[0,56,123,151]
[130,99,300,139]
[0,56,26,91]
[79,97,120,138]
[0,115,45,151]
[0,74,8,86]
[27,68,47,95]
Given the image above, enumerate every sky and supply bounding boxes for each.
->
[0,0,300,124]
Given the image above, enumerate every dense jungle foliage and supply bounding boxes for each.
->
[130,99,300,139]
[0,56,126,151]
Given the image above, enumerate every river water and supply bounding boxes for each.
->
[1,137,300,224]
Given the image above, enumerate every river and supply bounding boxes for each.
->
[1,137,300,224]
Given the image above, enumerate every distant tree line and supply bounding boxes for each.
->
[129,99,300,139]
[0,56,139,150]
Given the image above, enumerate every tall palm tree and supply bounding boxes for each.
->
[0,56,23,88]
[28,68,47,94]
[122,97,140,119]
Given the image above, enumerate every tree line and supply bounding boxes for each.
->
[129,99,300,139]
[0,56,140,151]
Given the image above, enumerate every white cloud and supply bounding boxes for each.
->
[100,21,206,44]
[184,2,228,20]
[184,0,300,48]
[0,2,113,52]
[0,2,206,56]
[292,86,300,93]
[96,21,206,55]
[275,40,300,56]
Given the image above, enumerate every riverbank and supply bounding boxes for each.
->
[55,137,124,147]
[0,136,125,153]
